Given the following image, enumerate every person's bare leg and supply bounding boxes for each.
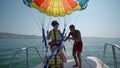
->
[77,52,82,68]
[72,52,78,67]
[61,51,67,62]
[62,60,64,68]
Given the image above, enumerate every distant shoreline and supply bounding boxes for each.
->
[0,32,41,39]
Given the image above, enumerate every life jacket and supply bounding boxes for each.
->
[50,30,61,41]
[49,55,62,65]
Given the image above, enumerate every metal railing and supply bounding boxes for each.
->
[9,46,43,68]
[102,43,120,68]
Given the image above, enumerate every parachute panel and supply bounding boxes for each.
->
[24,0,89,17]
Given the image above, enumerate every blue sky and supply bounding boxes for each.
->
[0,0,120,38]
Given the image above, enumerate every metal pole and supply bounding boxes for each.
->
[34,47,43,62]
[102,44,107,68]
[112,45,117,68]
[26,48,29,68]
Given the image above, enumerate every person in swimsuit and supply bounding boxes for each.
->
[64,25,83,68]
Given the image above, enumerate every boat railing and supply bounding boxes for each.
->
[9,46,43,68]
[102,43,120,68]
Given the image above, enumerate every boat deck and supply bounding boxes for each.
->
[35,56,108,68]
[64,56,108,68]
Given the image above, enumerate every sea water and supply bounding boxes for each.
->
[0,38,120,68]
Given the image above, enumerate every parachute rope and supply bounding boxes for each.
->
[42,15,46,27]
[46,16,51,31]
[30,10,42,33]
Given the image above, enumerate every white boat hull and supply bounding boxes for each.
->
[34,56,108,68]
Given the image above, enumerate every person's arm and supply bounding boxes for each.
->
[69,37,79,41]
[69,31,80,42]
[46,31,50,40]
[64,32,70,41]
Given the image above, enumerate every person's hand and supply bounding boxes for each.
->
[64,38,67,42]
[64,37,70,42]
[46,31,49,35]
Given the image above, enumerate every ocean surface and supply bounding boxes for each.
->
[0,37,120,68]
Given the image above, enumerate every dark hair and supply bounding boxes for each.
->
[69,25,75,29]
[51,20,59,27]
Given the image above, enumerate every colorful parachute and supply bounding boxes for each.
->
[23,0,89,17]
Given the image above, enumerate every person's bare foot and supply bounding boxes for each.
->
[72,64,78,67]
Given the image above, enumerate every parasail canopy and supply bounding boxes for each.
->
[23,0,89,17]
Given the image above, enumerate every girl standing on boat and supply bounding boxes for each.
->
[65,25,83,68]
[47,20,61,49]
[46,20,66,67]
